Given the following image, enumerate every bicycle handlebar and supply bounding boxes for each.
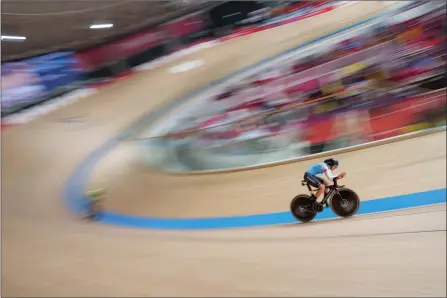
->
[333,177,339,187]
[331,177,345,189]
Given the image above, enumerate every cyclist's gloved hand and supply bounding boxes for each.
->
[338,172,346,179]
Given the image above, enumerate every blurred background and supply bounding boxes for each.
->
[2,1,446,171]
[132,1,445,172]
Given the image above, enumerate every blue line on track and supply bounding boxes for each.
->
[64,3,436,230]
[97,188,446,230]
[96,188,447,230]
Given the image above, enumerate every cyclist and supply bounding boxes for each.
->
[304,158,346,203]
[85,189,106,218]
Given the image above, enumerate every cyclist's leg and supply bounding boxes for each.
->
[323,179,331,196]
[314,177,325,200]
[85,200,94,219]
[304,173,325,200]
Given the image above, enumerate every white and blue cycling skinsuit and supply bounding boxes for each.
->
[304,162,338,188]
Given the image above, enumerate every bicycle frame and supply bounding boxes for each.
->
[302,178,341,205]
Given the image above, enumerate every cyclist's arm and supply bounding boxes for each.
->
[323,165,338,180]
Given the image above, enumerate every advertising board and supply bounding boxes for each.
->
[76,28,166,71]
[1,52,82,113]
[76,46,110,72]
[161,13,208,39]
[1,62,46,110]
[26,51,82,94]
[110,28,166,60]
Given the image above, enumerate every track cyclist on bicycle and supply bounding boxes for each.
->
[304,158,346,204]
[85,189,106,218]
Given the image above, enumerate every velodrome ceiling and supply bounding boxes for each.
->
[1,0,219,61]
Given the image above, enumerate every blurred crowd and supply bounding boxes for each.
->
[166,2,446,155]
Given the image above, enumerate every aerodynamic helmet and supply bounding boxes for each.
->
[324,158,339,167]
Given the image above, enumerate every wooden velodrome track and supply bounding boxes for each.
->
[3,2,446,296]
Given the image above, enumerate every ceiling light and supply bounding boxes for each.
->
[89,23,114,29]
[1,35,26,41]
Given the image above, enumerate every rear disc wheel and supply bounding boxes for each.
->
[290,194,317,223]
